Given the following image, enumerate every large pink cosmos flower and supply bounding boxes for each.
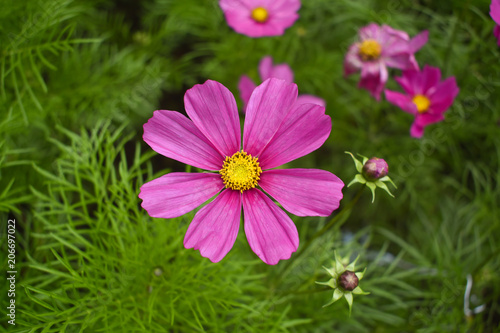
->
[139,78,344,265]
[491,0,500,45]
[384,65,459,138]
[344,23,429,100]
[219,0,300,37]
[238,56,325,112]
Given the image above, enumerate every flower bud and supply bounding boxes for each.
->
[339,270,359,291]
[362,157,388,181]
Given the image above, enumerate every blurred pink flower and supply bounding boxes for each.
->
[491,0,500,45]
[384,65,459,138]
[139,78,344,265]
[344,23,428,100]
[219,0,300,37]
[238,56,325,112]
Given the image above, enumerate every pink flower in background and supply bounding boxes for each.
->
[238,56,325,112]
[384,65,459,138]
[490,0,500,45]
[139,78,344,265]
[344,23,428,100]
[219,0,300,37]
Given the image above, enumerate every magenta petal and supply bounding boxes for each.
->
[238,75,257,112]
[243,78,298,157]
[267,0,301,12]
[295,94,326,107]
[257,103,331,169]
[219,0,299,37]
[384,54,412,70]
[420,66,442,94]
[359,23,382,40]
[258,56,274,81]
[242,189,299,265]
[384,90,417,115]
[184,80,241,157]
[344,44,363,76]
[394,70,418,95]
[259,169,344,217]
[139,173,224,219]
[491,0,500,24]
[359,62,386,100]
[410,30,429,53]
[494,25,500,46]
[415,113,445,127]
[258,56,294,82]
[410,122,425,138]
[428,77,459,111]
[143,110,223,170]
[184,189,241,263]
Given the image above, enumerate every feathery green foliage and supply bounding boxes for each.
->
[1,0,499,332]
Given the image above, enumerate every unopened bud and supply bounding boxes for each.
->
[362,157,388,181]
[339,270,359,291]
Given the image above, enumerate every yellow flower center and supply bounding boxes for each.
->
[219,151,262,193]
[412,94,431,113]
[358,39,382,61]
[251,7,269,23]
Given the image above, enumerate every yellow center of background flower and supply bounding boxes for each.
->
[358,39,382,61]
[251,7,269,23]
[220,151,262,193]
[412,94,431,113]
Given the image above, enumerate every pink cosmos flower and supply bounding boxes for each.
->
[384,65,459,138]
[139,78,344,265]
[238,56,325,112]
[491,0,500,45]
[219,0,300,37]
[344,23,429,100]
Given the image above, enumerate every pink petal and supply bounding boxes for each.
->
[184,80,241,157]
[359,62,387,100]
[184,189,242,263]
[295,94,326,107]
[382,24,410,41]
[139,173,224,219]
[428,77,459,111]
[344,44,363,76]
[143,110,223,170]
[266,0,301,12]
[410,122,425,138]
[259,169,344,217]
[359,23,382,40]
[384,90,417,115]
[491,0,500,25]
[383,54,412,70]
[414,113,445,127]
[410,30,429,53]
[219,0,299,37]
[494,25,500,46]
[394,70,418,95]
[258,56,274,81]
[380,37,409,57]
[257,103,330,169]
[243,78,297,157]
[242,189,299,265]
[238,75,257,112]
[420,65,442,95]
[259,56,294,82]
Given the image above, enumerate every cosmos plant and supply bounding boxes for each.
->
[139,78,344,265]
[344,23,428,100]
[219,0,301,37]
[384,65,459,138]
[238,56,325,112]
